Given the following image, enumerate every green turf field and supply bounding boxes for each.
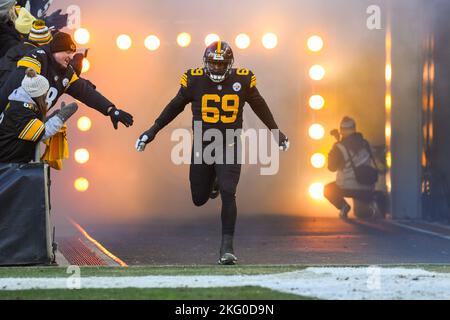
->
[1,264,449,300]
[0,265,306,278]
[0,286,311,300]
[1,264,449,278]
[0,265,311,300]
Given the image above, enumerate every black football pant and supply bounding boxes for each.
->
[190,162,241,236]
[189,135,242,237]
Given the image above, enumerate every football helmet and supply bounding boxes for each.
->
[203,41,234,83]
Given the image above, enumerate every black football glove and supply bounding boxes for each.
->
[108,106,134,129]
[278,131,290,151]
[135,123,161,152]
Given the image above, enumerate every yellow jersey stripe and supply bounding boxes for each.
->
[31,124,45,142]
[23,120,44,141]
[180,73,188,87]
[19,119,37,139]
[21,57,41,66]
[20,119,45,141]
[17,59,41,74]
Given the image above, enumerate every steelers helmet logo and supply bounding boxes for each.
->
[62,78,69,87]
[233,82,241,92]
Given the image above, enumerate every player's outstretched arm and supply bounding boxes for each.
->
[67,77,134,129]
[247,86,290,151]
[136,88,190,152]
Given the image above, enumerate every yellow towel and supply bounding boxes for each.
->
[41,125,68,170]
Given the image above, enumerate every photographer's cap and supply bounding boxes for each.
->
[340,116,356,130]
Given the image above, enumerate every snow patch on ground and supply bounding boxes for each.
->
[1,267,449,300]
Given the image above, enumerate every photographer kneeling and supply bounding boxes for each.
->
[324,116,383,219]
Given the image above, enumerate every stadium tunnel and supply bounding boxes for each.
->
[389,0,450,222]
[2,0,450,266]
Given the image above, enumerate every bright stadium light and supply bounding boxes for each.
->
[385,63,392,82]
[74,148,90,164]
[235,33,250,49]
[74,28,90,45]
[116,34,132,50]
[177,32,191,47]
[311,153,326,169]
[309,182,324,200]
[385,94,392,111]
[307,35,324,52]
[77,116,92,132]
[309,124,325,140]
[74,177,89,192]
[309,65,326,81]
[205,33,220,46]
[81,58,90,73]
[262,33,278,49]
[386,151,392,168]
[309,95,325,110]
[144,35,160,51]
[385,123,392,139]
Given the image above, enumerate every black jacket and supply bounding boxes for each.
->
[0,41,38,88]
[328,132,369,172]
[0,45,114,115]
[0,21,21,58]
[0,99,45,163]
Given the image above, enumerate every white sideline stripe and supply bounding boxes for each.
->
[1,267,450,300]
[388,221,450,241]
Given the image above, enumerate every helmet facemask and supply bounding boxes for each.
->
[203,41,234,83]
[204,58,233,83]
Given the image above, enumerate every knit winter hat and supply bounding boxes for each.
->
[21,68,50,98]
[340,116,356,130]
[15,6,36,35]
[29,19,52,44]
[0,0,15,18]
[50,32,76,53]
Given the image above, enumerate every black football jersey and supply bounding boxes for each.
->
[0,100,45,163]
[154,67,278,134]
[180,68,256,130]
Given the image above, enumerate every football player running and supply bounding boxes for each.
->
[136,41,289,265]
